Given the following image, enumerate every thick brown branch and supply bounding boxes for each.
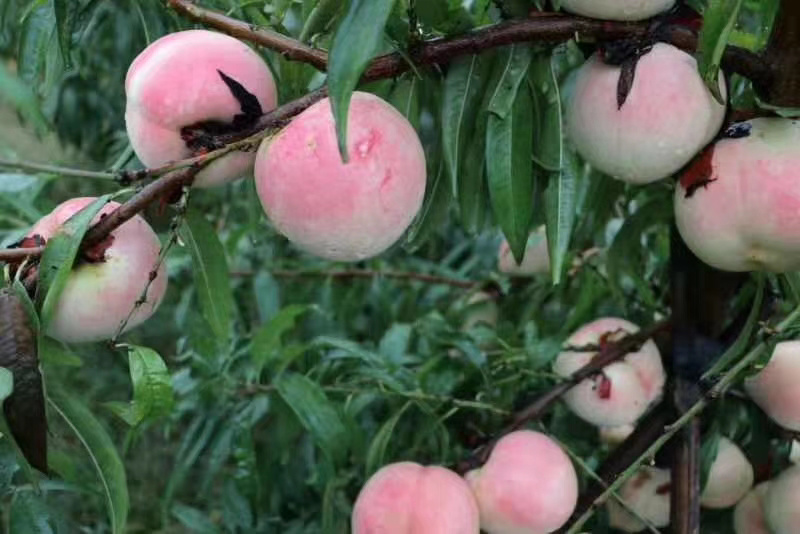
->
[458,320,671,473]
[166,0,329,70]
[754,0,800,106]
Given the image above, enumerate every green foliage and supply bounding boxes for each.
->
[0,0,791,532]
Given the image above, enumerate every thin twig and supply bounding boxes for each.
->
[0,158,115,180]
[232,268,479,289]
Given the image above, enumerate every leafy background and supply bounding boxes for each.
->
[0,0,790,532]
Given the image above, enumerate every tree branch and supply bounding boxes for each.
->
[457,319,671,473]
[166,0,329,71]
[0,158,115,181]
[753,0,800,106]
[232,268,479,289]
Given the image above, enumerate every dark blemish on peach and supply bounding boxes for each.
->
[680,145,717,198]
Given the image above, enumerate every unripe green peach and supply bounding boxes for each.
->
[553,318,665,427]
[675,118,800,271]
[29,197,167,343]
[765,464,800,534]
[567,43,726,184]
[352,462,479,534]
[560,0,675,21]
[466,430,578,534]
[607,467,670,532]
[700,437,754,509]
[497,227,550,277]
[744,341,800,431]
[733,483,770,534]
[254,91,426,262]
[125,30,278,187]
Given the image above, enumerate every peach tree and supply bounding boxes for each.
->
[0,0,798,532]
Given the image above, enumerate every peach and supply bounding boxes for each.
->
[700,437,754,509]
[553,318,665,427]
[733,483,771,534]
[566,43,726,184]
[607,466,670,532]
[497,227,550,277]
[560,0,675,20]
[790,440,800,464]
[125,30,278,187]
[351,462,479,534]
[675,118,800,271]
[466,430,578,533]
[765,464,800,534]
[30,197,167,343]
[744,341,800,431]
[254,91,426,261]
[599,423,635,446]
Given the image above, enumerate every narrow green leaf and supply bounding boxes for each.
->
[53,0,75,69]
[365,402,411,476]
[544,151,580,285]
[251,305,313,376]
[697,0,743,102]
[530,54,563,171]
[300,0,344,42]
[388,76,420,131]
[442,54,490,196]
[171,504,221,534]
[36,196,110,330]
[0,63,48,133]
[405,155,452,251]
[274,372,349,465]
[699,431,722,493]
[0,367,13,402]
[9,491,54,534]
[38,337,82,367]
[486,85,534,263]
[703,274,765,379]
[328,0,396,160]
[17,3,54,86]
[487,45,532,119]
[47,386,128,534]
[179,209,235,343]
[124,346,174,425]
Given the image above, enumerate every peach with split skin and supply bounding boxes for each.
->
[675,118,800,272]
[733,482,771,534]
[125,30,278,188]
[351,462,479,534]
[700,437,754,509]
[254,91,426,262]
[466,430,578,534]
[607,467,671,532]
[765,464,800,534]
[29,197,167,343]
[566,42,726,184]
[553,318,665,427]
[560,0,675,21]
[497,226,550,277]
[743,341,800,431]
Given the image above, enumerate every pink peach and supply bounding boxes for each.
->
[567,43,726,184]
[744,341,800,431]
[607,467,671,532]
[351,462,479,534]
[675,118,800,271]
[466,430,578,533]
[765,464,800,533]
[497,226,550,277]
[254,91,426,262]
[560,0,675,20]
[553,318,665,427]
[700,437,754,509]
[733,482,771,534]
[30,197,167,343]
[125,30,277,187]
